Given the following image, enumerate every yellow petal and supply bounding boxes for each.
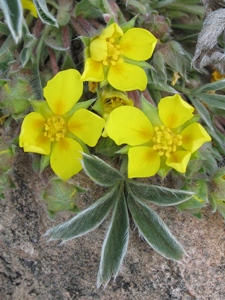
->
[107,106,154,146]
[166,151,191,173]
[67,109,105,147]
[108,62,147,91]
[181,123,211,153]
[19,112,51,155]
[90,38,107,61]
[43,69,83,115]
[81,58,104,82]
[100,23,123,39]
[119,28,157,61]
[50,138,83,180]
[21,0,38,17]
[158,94,194,128]
[128,146,160,178]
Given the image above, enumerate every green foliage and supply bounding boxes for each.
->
[33,0,58,27]
[46,154,192,286]
[209,168,225,219]
[0,142,16,199]
[127,191,185,261]
[45,184,116,238]
[41,178,81,217]
[129,180,193,206]
[75,0,103,18]
[81,153,124,186]
[97,182,129,287]
[0,0,23,43]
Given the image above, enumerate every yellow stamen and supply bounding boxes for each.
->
[44,115,67,142]
[103,38,123,66]
[153,125,182,157]
[103,96,129,114]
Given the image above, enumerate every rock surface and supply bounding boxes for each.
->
[1,150,225,300]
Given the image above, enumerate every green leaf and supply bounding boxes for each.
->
[195,93,225,110]
[75,0,102,18]
[61,53,76,70]
[44,37,68,51]
[168,3,204,16]
[192,79,225,93]
[33,0,58,27]
[208,128,225,156]
[120,16,138,33]
[40,154,50,172]
[177,196,205,211]
[20,32,37,66]
[79,36,90,47]
[30,100,52,115]
[82,153,124,186]
[0,0,23,43]
[148,82,178,94]
[95,137,120,158]
[0,21,10,35]
[127,192,186,261]
[45,186,117,241]
[126,0,147,14]
[124,57,151,69]
[129,180,193,206]
[140,94,160,126]
[42,178,78,214]
[189,95,214,130]
[97,183,129,287]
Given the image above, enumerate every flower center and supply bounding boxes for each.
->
[44,115,67,142]
[103,96,127,113]
[102,38,123,66]
[152,125,182,157]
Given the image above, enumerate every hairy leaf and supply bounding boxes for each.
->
[129,180,193,206]
[82,153,124,186]
[189,95,214,131]
[97,183,129,287]
[33,0,58,27]
[45,186,117,242]
[195,93,225,110]
[128,192,186,260]
[75,0,102,18]
[0,0,23,43]
[192,79,225,93]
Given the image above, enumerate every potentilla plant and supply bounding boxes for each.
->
[1,0,224,289]
[44,93,211,287]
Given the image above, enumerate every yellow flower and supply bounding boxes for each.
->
[106,94,211,178]
[94,89,134,119]
[81,23,157,91]
[19,69,105,180]
[211,69,225,82]
[21,0,38,17]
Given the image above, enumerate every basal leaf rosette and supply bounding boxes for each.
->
[106,94,211,178]
[19,69,105,180]
[81,22,157,91]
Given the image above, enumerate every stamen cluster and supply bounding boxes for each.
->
[103,96,127,113]
[44,116,67,142]
[153,125,182,157]
[102,38,123,66]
